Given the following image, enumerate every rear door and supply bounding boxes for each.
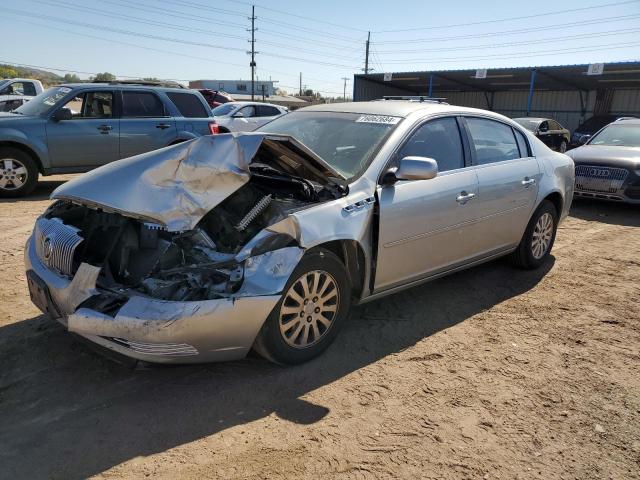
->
[165,91,212,136]
[461,116,540,253]
[46,90,119,167]
[118,90,176,158]
[375,116,481,292]
[230,105,262,131]
[253,105,284,129]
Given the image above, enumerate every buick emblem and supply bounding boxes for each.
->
[589,168,610,177]
[42,236,53,260]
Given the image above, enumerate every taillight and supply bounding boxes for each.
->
[208,122,220,135]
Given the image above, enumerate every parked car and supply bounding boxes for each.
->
[211,101,287,133]
[198,89,234,108]
[566,118,640,203]
[25,101,574,365]
[0,82,216,197]
[569,114,638,148]
[0,78,43,100]
[513,117,570,153]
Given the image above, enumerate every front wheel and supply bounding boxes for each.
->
[253,248,351,365]
[0,147,39,198]
[510,200,558,270]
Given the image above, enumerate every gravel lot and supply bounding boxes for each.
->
[1,175,638,480]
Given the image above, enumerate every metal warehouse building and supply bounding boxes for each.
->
[353,61,640,132]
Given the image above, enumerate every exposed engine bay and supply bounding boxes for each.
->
[44,165,341,305]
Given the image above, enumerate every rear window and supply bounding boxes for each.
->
[122,91,165,117]
[166,92,209,118]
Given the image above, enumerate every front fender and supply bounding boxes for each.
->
[0,126,50,169]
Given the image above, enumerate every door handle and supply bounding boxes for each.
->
[456,191,476,205]
[97,124,112,133]
[522,178,536,187]
[156,123,171,129]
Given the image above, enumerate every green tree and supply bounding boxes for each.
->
[63,73,82,83]
[0,66,18,79]
[92,72,116,82]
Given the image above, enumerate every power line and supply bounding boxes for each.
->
[149,0,247,18]
[373,0,640,33]
[374,13,640,44]
[374,27,640,54]
[30,0,247,40]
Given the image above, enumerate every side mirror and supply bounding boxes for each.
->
[383,156,438,185]
[538,125,548,133]
[232,110,245,118]
[578,134,589,145]
[53,108,73,121]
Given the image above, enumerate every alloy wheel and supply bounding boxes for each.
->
[279,270,340,349]
[531,212,554,259]
[0,158,28,191]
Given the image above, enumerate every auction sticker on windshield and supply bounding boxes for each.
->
[356,115,401,124]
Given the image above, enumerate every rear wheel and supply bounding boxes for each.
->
[253,248,351,365]
[0,147,39,197]
[510,200,558,270]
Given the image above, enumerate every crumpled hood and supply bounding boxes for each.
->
[52,132,344,232]
[566,145,640,169]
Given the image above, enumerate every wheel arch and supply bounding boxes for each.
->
[542,190,563,218]
[0,141,43,173]
[311,239,367,302]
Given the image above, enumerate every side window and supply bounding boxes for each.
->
[514,129,530,157]
[240,106,256,117]
[539,120,549,131]
[256,105,281,117]
[9,82,24,95]
[61,92,113,118]
[465,117,520,165]
[548,120,559,130]
[23,83,37,96]
[397,117,464,173]
[166,92,208,118]
[122,91,165,117]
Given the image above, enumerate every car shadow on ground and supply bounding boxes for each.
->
[0,257,554,480]
[0,179,68,203]
[570,198,639,227]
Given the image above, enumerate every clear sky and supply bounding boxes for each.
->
[1,0,639,96]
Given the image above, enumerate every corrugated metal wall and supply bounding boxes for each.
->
[354,77,640,132]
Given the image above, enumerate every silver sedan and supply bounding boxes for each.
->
[25,101,574,365]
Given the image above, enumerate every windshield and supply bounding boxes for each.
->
[259,111,400,180]
[212,103,237,116]
[588,124,640,147]
[513,118,541,132]
[14,86,72,116]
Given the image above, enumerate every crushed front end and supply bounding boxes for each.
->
[25,134,345,363]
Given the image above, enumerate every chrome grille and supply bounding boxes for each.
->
[575,165,628,194]
[34,217,83,276]
[111,338,199,356]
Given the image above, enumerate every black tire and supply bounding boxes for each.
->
[253,248,351,365]
[0,147,39,198]
[510,200,558,270]
[558,140,567,153]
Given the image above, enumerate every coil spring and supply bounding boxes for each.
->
[235,194,272,231]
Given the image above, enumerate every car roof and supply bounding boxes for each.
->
[299,100,514,119]
[231,101,283,108]
[58,83,195,93]
[610,118,640,125]
[513,117,547,122]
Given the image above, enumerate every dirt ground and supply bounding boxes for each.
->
[0,175,638,480]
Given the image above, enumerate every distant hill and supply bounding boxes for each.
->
[0,64,62,86]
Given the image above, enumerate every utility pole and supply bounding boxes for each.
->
[364,31,370,74]
[299,72,302,96]
[249,5,257,100]
[341,77,349,101]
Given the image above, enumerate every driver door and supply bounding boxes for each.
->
[374,116,481,292]
[46,90,119,168]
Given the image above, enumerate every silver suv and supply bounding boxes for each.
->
[25,101,574,365]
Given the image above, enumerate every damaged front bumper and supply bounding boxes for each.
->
[25,234,303,364]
